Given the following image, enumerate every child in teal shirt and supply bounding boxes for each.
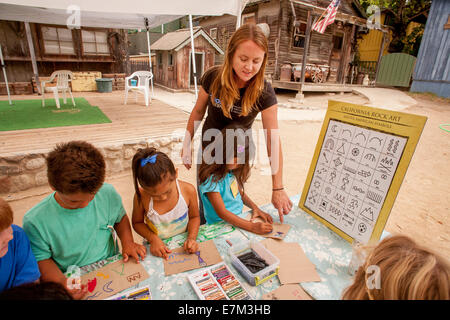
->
[198,124,273,234]
[23,141,146,299]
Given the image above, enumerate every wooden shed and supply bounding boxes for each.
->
[411,0,450,98]
[0,20,128,94]
[196,0,368,92]
[151,27,224,91]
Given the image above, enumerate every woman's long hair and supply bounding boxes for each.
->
[199,124,255,193]
[209,23,269,118]
[342,235,450,300]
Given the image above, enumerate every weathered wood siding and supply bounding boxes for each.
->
[411,0,450,97]
[195,15,236,66]
[0,20,124,84]
[197,0,361,84]
[154,35,217,90]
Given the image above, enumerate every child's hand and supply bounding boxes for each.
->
[183,238,199,254]
[122,241,147,263]
[66,280,88,300]
[251,222,273,235]
[149,237,172,260]
[251,208,273,224]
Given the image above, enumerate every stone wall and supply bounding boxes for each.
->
[0,135,186,196]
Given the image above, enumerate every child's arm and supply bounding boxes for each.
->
[37,258,87,300]
[206,192,273,235]
[239,185,273,224]
[114,214,146,263]
[183,182,200,253]
[131,193,171,259]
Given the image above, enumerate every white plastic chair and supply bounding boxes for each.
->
[41,70,76,109]
[124,71,153,107]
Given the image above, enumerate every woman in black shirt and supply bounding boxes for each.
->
[181,23,292,224]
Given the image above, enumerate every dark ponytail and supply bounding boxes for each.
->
[132,148,176,205]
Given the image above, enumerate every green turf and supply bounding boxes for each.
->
[0,97,111,131]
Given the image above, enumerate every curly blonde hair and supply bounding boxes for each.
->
[342,235,450,300]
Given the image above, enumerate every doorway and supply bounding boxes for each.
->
[190,52,204,86]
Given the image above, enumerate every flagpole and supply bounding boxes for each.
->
[311,1,328,28]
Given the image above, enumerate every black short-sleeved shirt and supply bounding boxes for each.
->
[199,66,277,149]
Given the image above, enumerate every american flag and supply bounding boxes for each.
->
[311,0,341,34]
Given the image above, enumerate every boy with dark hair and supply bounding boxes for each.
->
[23,141,146,299]
[0,198,40,292]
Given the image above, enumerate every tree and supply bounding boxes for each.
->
[360,0,431,54]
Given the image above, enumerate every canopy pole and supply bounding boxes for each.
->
[145,18,154,97]
[0,43,12,105]
[24,22,41,95]
[188,15,198,100]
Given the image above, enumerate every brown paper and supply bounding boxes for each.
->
[261,238,321,284]
[247,215,291,240]
[81,259,150,300]
[163,240,223,276]
[262,284,313,300]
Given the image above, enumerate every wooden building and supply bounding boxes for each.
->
[151,27,224,91]
[0,20,128,93]
[410,0,450,98]
[196,0,367,92]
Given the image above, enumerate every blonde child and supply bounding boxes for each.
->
[198,124,273,234]
[0,198,40,292]
[131,148,200,260]
[342,235,450,300]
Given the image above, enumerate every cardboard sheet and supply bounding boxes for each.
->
[247,214,291,240]
[163,239,223,276]
[81,259,150,300]
[261,238,321,284]
[262,284,313,300]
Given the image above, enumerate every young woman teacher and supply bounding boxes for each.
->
[181,23,293,224]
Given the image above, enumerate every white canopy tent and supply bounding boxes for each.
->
[0,0,248,102]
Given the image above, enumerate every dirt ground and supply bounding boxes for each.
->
[7,91,450,261]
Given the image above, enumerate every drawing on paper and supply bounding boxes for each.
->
[81,260,150,300]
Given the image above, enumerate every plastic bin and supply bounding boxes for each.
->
[229,239,279,286]
[95,78,113,93]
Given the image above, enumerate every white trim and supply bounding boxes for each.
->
[210,27,217,40]
[241,12,255,25]
[175,29,224,54]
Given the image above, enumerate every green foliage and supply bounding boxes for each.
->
[359,0,431,55]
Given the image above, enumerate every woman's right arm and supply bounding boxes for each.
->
[181,86,209,169]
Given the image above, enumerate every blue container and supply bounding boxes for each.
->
[130,79,137,87]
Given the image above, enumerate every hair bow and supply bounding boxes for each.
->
[140,154,157,167]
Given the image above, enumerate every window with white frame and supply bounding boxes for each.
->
[81,30,110,55]
[241,12,256,25]
[210,27,217,40]
[41,26,75,55]
[293,22,307,48]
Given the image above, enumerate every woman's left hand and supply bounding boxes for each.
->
[272,189,293,223]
